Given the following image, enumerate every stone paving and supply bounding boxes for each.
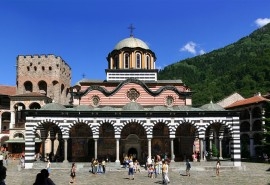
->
[4,160,270,185]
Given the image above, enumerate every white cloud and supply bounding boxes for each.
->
[255,18,270,27]
[180,41,206,55]
[180,41,197,55]
[199,49,205,55]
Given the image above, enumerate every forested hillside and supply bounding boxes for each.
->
[158,23,270,106]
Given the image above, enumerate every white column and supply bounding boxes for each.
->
[219,138,223,159]
[10,111,15,129]
[170,139,175,162]
[148,138,151,160]
[63,139,68,163]
[115,137,120,164]
[200,138,204,161]
[94,139,98,159]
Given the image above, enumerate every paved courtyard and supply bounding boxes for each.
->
[4,160,270,185]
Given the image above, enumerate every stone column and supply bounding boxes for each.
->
[200,138,204,161]
[148,138,151,160]
[170,139,175,162]
[115,136,120,164]
[94,139,98,159]
[10,111,15,129]
[250,137,254,157]
[219,138,223,159]
[0,113,2,132]
[63,139,68,163]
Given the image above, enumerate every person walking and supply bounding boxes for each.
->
[216,159,221,176]
[186,159,191,176]
[162,160,170,184]
[101,159,106,173]
[128,159,135,180]
[69,163,76,184]
[46,160,51,177]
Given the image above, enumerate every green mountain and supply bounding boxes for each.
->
[158,23,270,106]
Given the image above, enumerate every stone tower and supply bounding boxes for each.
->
[16,54,71,104]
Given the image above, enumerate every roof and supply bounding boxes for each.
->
[200,101,225,111]
[40,103,66,110]
[0,85,16,96]
[226,95,269,109]
[217,92,245,108]
[11,92,47,97]
[114,37,149,50]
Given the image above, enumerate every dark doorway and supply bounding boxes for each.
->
[128,147,138,160]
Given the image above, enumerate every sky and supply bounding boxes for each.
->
[0,0,270,86]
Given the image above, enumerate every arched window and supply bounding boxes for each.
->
[136,53,141,69]
[146,55,150,69]
[24,81,33,93]
[114,55,119,69]
[124,53,129,69]
[38,80,47,95]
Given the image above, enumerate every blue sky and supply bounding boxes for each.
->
[0,0,270,86]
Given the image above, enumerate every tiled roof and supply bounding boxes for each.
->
[11,92,46,97]
[225,95,269,108]
[0,85,16,96]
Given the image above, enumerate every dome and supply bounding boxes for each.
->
[40,103,66,110]
[114,37,149,50]
[122,102,144,111]
[200,101,225,111]
[100,106,115,111]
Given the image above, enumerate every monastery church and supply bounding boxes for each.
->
[3,30,241,169]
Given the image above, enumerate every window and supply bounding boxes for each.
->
[124,53,129,69]
[136,53,141,69]
[92,95,100,107]
[146,55,150,69]
[114,55,119,69]
[127,88,140,101]
[165,96,174,107]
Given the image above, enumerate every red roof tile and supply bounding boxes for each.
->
[0,85,16,96]
[11,92,47,97]
[225,95,269,108]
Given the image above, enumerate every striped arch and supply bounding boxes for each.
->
[173,119,200,137]
[204,119,233,138]
[120,119,148,135]
[97,119,117,135]
[34,119,65,137]
[151,119,171,135]
[68,119,96,135]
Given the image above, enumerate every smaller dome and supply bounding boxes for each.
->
[74,105,94,111]
[150,106,170,111]
[172,105,202,111]
[114,37,149,50]
[40,103,66,110]
[100,106,115,111]
[122,102,144,111]
[200,101,225,111]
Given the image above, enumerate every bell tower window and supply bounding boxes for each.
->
[114,55,119,69]
[136,53,141,69]
[124,53,129,69]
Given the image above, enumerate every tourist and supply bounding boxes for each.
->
[128,159,134,180]
[186,159,191,176]
[162,160,170,184]
[40,169,56,185]
[70,163,76,184]
[0,165,7,185]
[101,159,106,173]
[46,160,51,177]
[216,159,221,176]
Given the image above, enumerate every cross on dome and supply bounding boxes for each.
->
[128,24,135,37]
